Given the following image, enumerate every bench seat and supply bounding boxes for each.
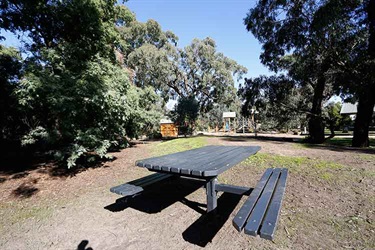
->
[110,173,173,197]
[232,168,288,240]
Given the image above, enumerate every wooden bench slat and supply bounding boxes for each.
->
[232,168,274,231]
[260,168,288,240]
[244,168,282,236]
[110,184,144,196]
[128,173,168,186]
[110,173,172,197]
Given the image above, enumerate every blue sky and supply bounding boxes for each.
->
[124,0,272,82]
[0,0,272,86]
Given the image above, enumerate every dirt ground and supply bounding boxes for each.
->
[0,135,374,250]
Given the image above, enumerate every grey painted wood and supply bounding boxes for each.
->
[206,177,218,212]
[232,168,273,231]
[215,184,253,195]
[244,168,282,236]
[110,173,172,197]
[136,146,219,169]
[127,172,168,186]
[136,146,261,177]
[203,146,261,176]
[260,168,288,240]
[190,146,245,176]
[141,146,223,173]
[141,146,234,174]
[110,184,144,196]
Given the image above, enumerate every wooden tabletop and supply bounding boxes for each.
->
[136,145,261,177]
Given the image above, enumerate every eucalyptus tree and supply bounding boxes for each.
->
[130,37,246,113]
[238,75,311,131]
[244,0,358,143]
[309,0,375,146]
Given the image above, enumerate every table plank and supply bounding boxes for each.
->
[162,146,238,174]
[136,146,261,177]
[202,146,261,176]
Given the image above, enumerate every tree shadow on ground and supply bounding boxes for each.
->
[214,135,375,154]
[11,181,39,198]
[105,177,206,214]
[105,177,243,247]
[0,145,126,182]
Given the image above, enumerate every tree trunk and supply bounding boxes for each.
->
[352,0,375,147]
[352,88,375,147]
[308,77,325,143]
[329,122,335,138]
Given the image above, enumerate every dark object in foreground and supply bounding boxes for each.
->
[233,168,288,240]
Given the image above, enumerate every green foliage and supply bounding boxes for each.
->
[170,96,199,135]
[21,126,49,146]
[1,1,163,167]
[126,29,247,112]
[323,102,353,136]
[238,75,310,131]
[245,0,374,146]
[0,45,23,142]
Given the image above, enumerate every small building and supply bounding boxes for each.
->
[223,112,236,132]
[160,119,178,138]
[340,102,375,120]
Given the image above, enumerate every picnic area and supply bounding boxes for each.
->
[1,135,374,249]
[1,0,375,249]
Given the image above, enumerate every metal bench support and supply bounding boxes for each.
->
[206,177,218,212]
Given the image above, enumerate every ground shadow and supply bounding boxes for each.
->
[104,177,206,214]
[77,240,93,250]
[105,177,243,247]
[0,146,123,182]
[212,135,375,154]
[12,182,39,198]
[182,193,242,247]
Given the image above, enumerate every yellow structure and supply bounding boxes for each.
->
[160,119,178,138]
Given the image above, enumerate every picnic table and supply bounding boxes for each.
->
[110,145,288,240]
[135,145,261,211]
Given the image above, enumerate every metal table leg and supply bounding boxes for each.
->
[206,177,218,212]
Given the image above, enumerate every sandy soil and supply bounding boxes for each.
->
[0,136,374,250]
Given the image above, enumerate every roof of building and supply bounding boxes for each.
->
[340,102,375,114]
[160,118,174,124]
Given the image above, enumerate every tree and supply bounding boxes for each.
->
[323,102,352,138]
[351,0,375,147]
[0,45,22,144]
[126,33,247,112]
[244,0,358,143]
[0,1,163,167]
[171,96,199,136]
[238,75,311,131]
[311,0,375,147]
